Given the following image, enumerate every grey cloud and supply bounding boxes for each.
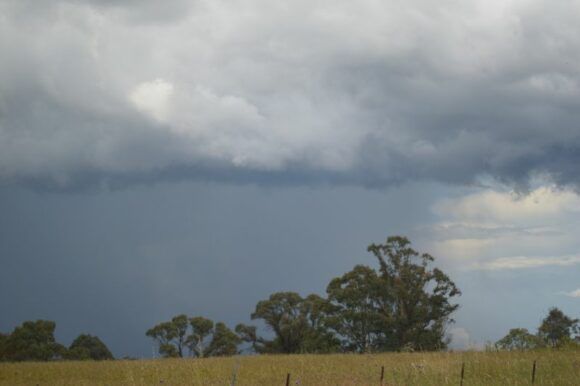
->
[1,0,196,24]
[2,0,580,190]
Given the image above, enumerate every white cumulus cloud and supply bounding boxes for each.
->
[427,186,580,270]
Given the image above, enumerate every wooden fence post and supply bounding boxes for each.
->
[380,365,385,385]
[531,360,537,384]
[460,362,465,386]
[285,373,290,386]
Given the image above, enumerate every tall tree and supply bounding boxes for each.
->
[300,294,341,353]
[326,265,389,352]
[250,292,339,353]
[204,322,241,357]
[66,334,114,360]
[538,308,579,348]
[146,314,189,358]
[367,236,461,351]
[251,292,309,353]
[186,317,214,358]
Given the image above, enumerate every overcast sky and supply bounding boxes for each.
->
[1,0,579,357]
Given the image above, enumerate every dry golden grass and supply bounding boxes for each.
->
[1,350,579,385]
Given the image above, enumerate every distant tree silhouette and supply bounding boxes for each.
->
[3,320,65,361]
[146,315,240,358]
[495,328,541,351]
[66,334,113,360]
[538,307,579,348]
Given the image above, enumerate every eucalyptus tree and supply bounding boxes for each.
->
[327,237,461,352]
[146,314,189,358]
[205,322,241,356]
[186,316,214,358]
[326,265,389,352]
[366,236,461,351]
[249,292,339,353]
[146,315,242,358]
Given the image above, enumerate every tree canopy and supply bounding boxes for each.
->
[2,320,64,362]
[249,292,340,354]
[245,236,461,353]
[204,322,241,357]
[366,236,461,351]
[0,320,110,362]
[187,317,214,358]
[495,328,540,351]
[326,265,387,352]
[538,307,579,348]
[146,316,240,358]
[145,314,191,358]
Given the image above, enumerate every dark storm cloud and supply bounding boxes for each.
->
[2,0,580,190]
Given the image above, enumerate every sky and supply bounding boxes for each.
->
[0,0,579,357]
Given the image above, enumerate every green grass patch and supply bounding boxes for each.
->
[1,350,579,385]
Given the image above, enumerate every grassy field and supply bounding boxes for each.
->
[0,350,579,385]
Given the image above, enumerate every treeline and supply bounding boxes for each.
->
[495,308,579,350]
[0,320,113,362]
[5,235,575,362]
[146,236,462,357]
